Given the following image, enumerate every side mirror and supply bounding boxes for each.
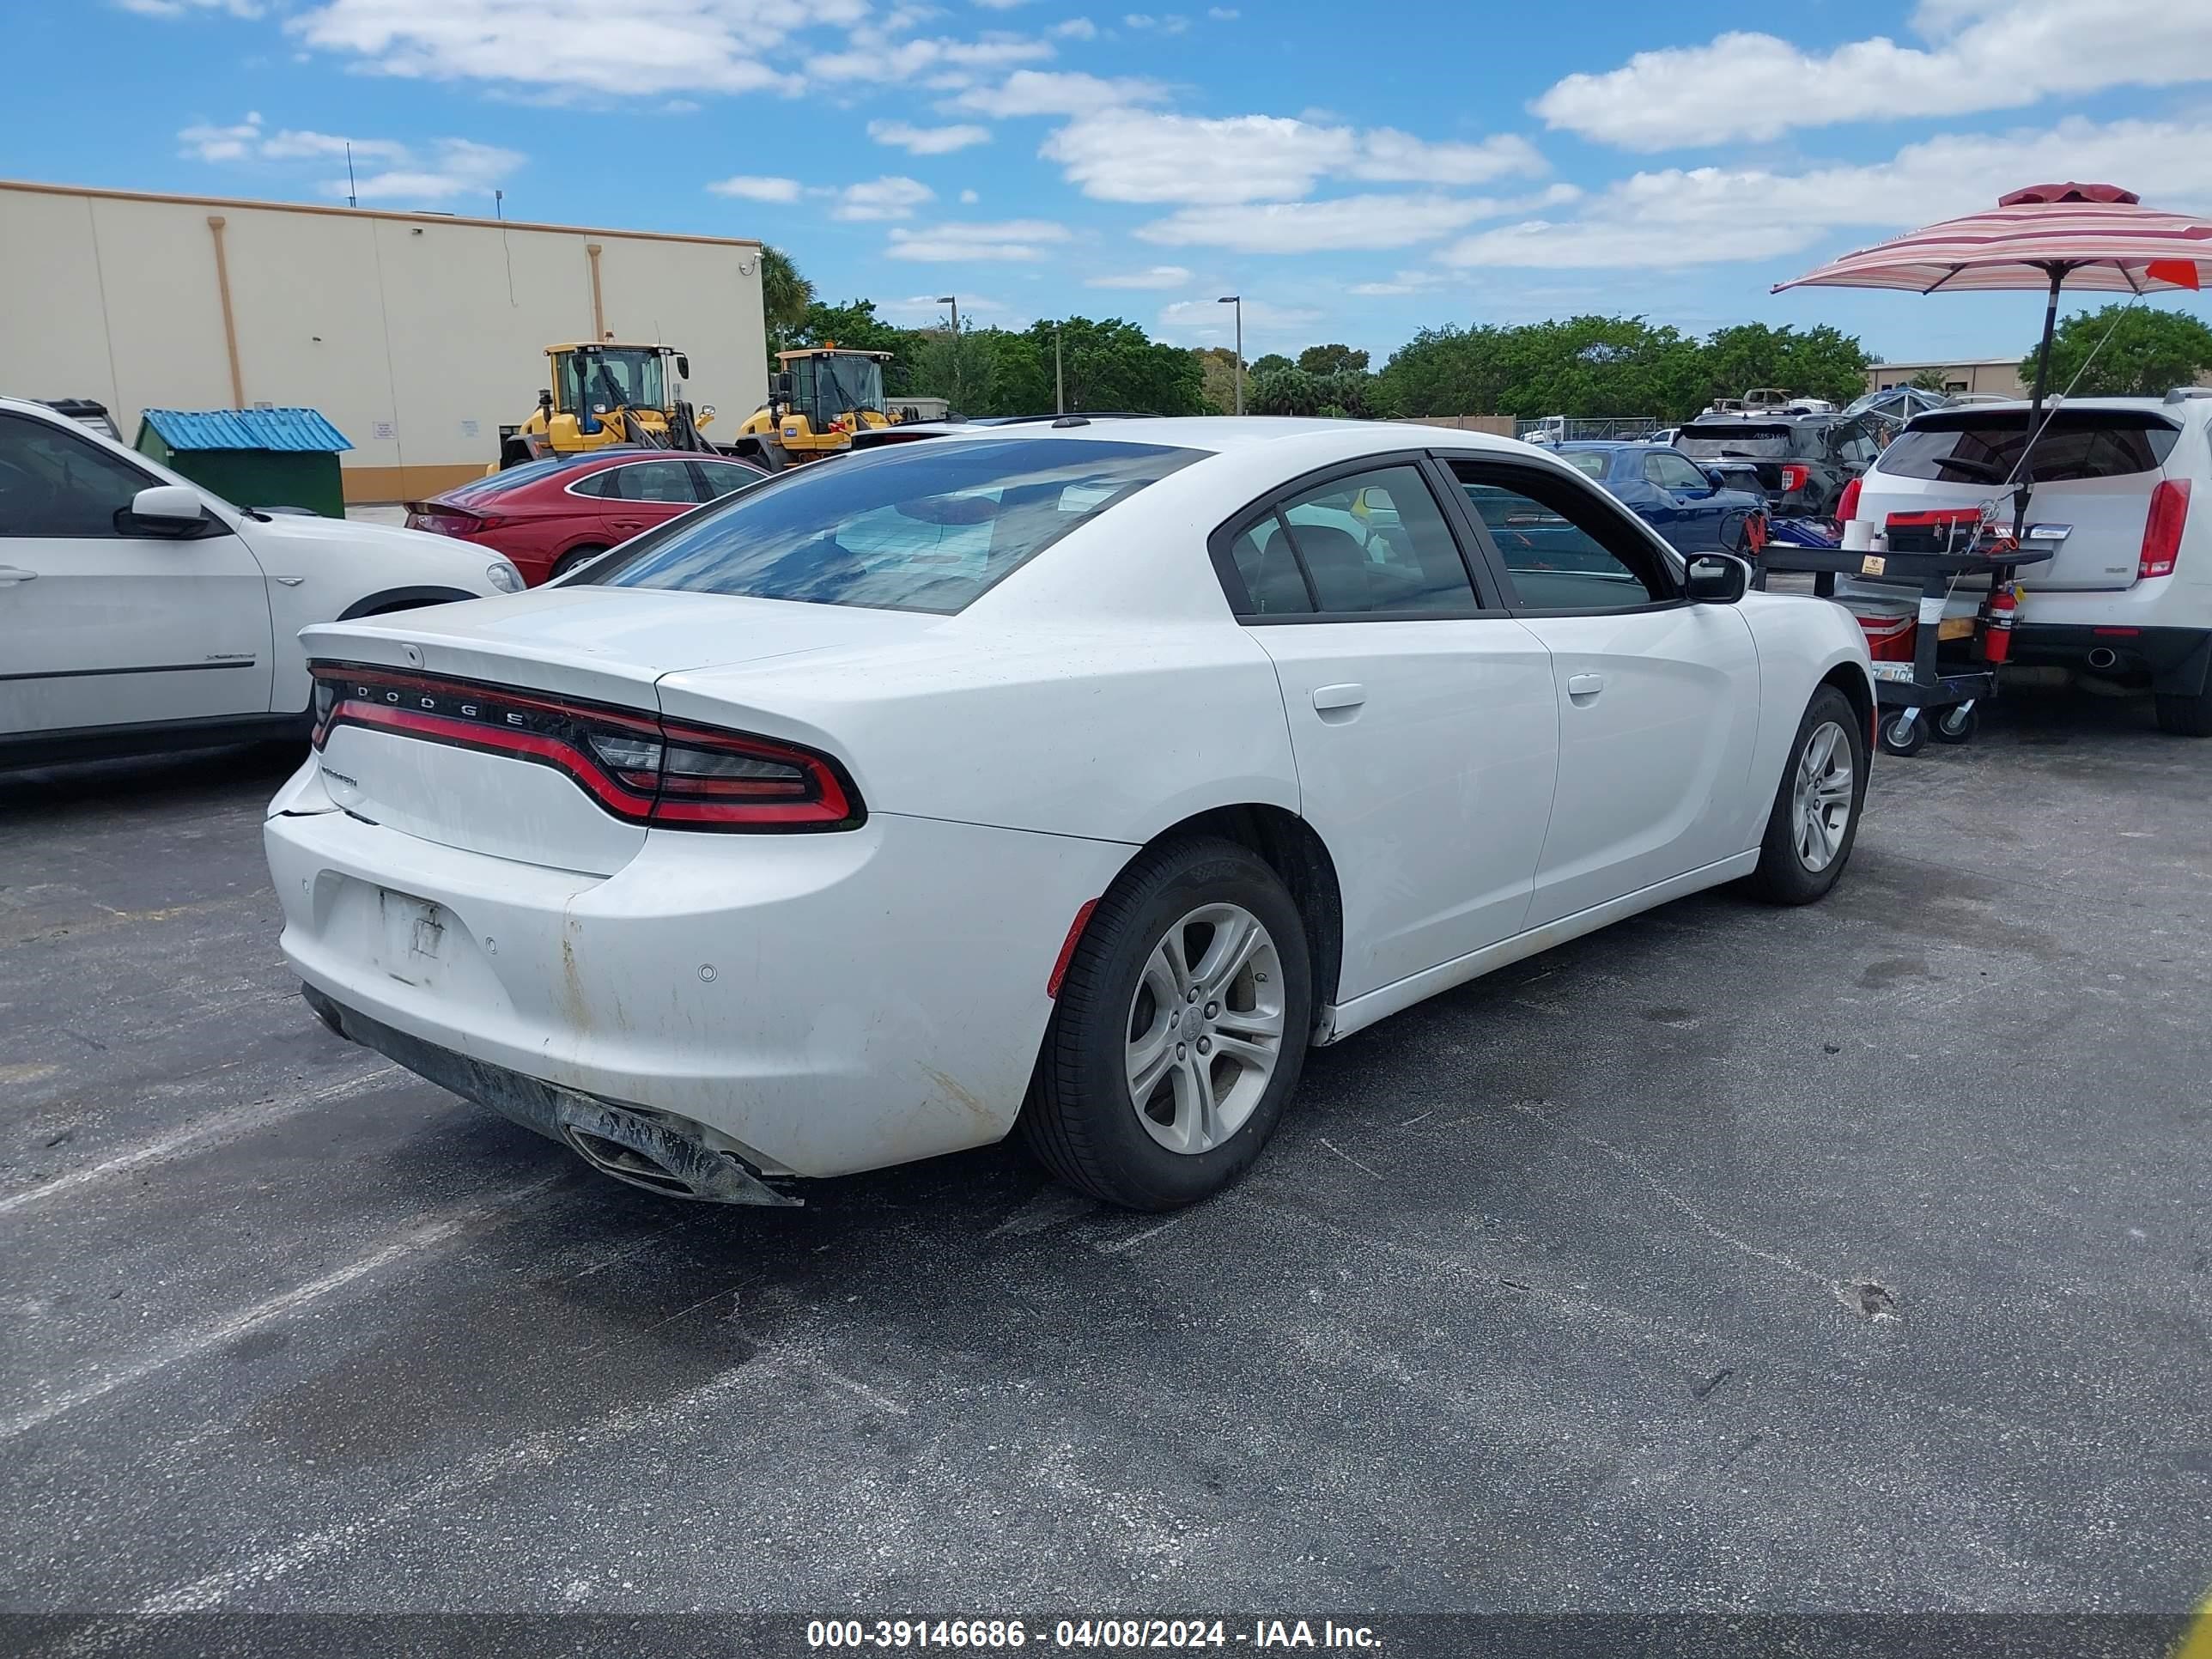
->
[120,483,208,537]
[774,371,794,401]
[1685,551,1749,604]
[1702,466,1727,489]
[538,389,554,410]
[675,355,690,380]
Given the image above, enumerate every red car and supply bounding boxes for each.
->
[404,447,769,586]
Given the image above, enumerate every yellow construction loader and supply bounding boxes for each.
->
[730,347,906,470]
[493,343,719,470]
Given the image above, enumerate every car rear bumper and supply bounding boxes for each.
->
[264,797,1131,1180]
[2012,623,2212,692]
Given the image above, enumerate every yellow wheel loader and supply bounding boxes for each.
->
[730,347,908,471]
[492,343,720,471]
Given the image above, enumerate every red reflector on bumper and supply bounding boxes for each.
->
[1047,900,1098,999]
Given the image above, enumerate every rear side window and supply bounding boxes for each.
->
[584,438,1198,614]
[1879,410,2180,484]
[1560,451,1608,480]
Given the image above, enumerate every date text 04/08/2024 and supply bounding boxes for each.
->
[805,1620,1383,1649]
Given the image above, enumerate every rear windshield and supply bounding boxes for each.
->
[1559,451,1609,479]
[581,438,1199,613]
[1675,424,1799,460]
[439,457,585,501]
[1877,409,2180,484]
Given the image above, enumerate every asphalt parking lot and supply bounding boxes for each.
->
[3,685,2208,1632]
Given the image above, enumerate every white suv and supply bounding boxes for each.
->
[1839,391,2211,734]
[0,396,521,767]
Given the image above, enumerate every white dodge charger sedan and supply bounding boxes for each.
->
[264,419,1874,1211]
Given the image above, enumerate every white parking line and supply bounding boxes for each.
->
[0,1064,401,1218]
[0,1172,560,1444]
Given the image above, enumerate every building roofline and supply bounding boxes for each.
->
[1867,357,2023,370]
[0,178,763,249]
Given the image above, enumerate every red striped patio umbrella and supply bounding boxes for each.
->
[1776,182,2212,532]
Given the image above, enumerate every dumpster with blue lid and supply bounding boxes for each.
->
[134,408,353,519]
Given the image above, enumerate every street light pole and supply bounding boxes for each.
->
[936,295,959,410]
[1054,322,1065,415]
[1218,295,1243,416]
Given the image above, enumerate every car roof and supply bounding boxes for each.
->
[899,415,1535,461]
[1680,411,1838,426]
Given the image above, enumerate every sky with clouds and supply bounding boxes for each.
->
[13,0,2212,364]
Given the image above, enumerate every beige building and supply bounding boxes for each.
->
[1863,357,2028,398]
[0,179,768,502]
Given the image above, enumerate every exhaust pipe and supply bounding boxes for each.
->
[2086,647,2120,671]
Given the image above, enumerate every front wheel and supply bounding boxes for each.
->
[1021,837,1312,1211]
[1747,687,1868,904]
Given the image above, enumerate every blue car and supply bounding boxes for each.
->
[1553,441,1767,556]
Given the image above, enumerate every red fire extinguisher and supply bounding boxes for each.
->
[1984,581,2017,665]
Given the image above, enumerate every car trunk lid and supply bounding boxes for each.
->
[1855,406,2183,592]
[301,588,933,874]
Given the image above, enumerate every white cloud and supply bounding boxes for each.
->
[1050,16,1097,37]
[1123,11,1188,32]
[288,0,859,95]
[959,187,981,203]
[1206,5,1237,15]
[832,175,937,221]
[867,118,994,154]
[1533,0,2212,150]
[1137,193,1515,252]
[885,218,1071,260]
[1347,129,1546,187]
[876,291,1013,323]
[1437,115,2212,270]
[340,138,523,202]
[809,31,1051,83]
[178,118,266,163]
[121,0,260,15]
[176,112,512,202]
[971,0,1028,8]
[1085,264,1193,289]
[1043,108,1544,204]
[1348,270,1446,295]
[708,173,804,202]
[1157,296,1322,337]
[947,68,1169,116]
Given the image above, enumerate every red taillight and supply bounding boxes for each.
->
[1835,476,1863,525]
[2140,478,2191,579]
[310,665,862,832]
[1746,511,1767,552]
[403,502,497,537]
[1778,463,1810,495]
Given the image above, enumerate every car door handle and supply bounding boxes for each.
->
[0,566,37,584]
[1566,672,1605,700]
[1312,682,1366,713]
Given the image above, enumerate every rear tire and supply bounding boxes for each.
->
[550,545,607,581]
[2154,685,2212,737]
[1021,837,1312,1211]
[1747,686,1867,905]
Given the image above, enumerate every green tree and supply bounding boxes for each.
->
[1907,368,1952,392]
[1191,346,1242,414]
[1249,352,1295,377]
[757,246,815,352]
[2023,302,2212,397]
[906,317,1001,414]
[1698,322,1872,409]
[789,299,922,398]
[1249,366,1323,416]
[1019,316,1206,415]
[1297,343,1370,375]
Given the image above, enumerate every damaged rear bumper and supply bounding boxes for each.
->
[303,983,799,1206]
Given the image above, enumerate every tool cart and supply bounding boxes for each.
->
[1750,506,2053,756]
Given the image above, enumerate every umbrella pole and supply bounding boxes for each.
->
[2014,266,2064,538]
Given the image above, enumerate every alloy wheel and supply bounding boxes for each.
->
[1791,720,1854,872]
[1124,903,1285,1156]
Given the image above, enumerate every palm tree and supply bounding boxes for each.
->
[759,246,814,340]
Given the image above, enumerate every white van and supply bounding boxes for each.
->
[1839,392,2212,734]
